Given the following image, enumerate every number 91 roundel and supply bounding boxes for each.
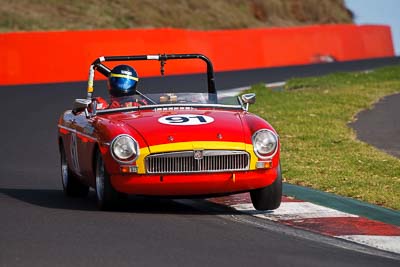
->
[158,114,214,125]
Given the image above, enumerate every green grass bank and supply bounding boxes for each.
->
[248,66,400,210]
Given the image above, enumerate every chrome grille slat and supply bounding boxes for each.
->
[145,150,249,174]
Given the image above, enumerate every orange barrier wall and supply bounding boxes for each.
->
[0,24,394,85]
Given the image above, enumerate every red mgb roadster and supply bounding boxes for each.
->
[58,54,282,210]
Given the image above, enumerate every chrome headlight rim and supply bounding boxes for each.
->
[110,134,139,163]
[252,129,279,159]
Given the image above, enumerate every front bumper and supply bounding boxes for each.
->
[110,167,278,196]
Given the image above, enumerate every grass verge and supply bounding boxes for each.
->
[248,65,400,210]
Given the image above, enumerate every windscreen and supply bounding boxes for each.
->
[95,92,240,110]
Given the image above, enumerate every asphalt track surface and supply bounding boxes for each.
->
[1,58,400,266]
[350,93,400,158]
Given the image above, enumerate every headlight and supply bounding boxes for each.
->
[111,135,139,162]
[252,129,278,158]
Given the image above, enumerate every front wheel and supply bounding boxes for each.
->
[95,151,121,210]
[250,163,282,210]
[60,144,89,197]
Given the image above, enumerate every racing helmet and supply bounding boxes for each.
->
[107,65,139,97]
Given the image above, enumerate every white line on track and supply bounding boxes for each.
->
[231,202,358,221]
[336,235,400,254]
[219,81,286,98]
[227,202,400,255]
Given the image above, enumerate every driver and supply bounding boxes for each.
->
[107,64,147,108]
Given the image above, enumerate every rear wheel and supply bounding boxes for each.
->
[60,144,89,197]
[250,163,282,210]
[95,151,120,210]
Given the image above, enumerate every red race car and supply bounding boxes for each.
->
[58,54,282,210]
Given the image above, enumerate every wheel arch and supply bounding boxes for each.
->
[58,136,64,152]
[92,142,100,176]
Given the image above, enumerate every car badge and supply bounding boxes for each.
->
[193,150,204,160]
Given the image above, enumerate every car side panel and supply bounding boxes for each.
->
[58,112,77,175]
[73,114,98,186]
[58,111,97,187]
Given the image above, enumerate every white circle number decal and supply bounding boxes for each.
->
[158,114,214,125]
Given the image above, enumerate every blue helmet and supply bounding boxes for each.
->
[107,65,139,97]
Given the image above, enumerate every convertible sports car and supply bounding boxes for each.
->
[58,54,282,210]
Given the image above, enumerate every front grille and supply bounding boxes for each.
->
[145,150,249,174]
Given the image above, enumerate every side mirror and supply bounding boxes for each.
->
[241,93,256,104]
[72,99,91,115]
[241,93,256,111]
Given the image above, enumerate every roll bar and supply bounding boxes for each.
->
[86,54,217,100]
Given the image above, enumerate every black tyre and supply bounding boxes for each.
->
[250,163,282,210]
[95,151,121,210]
[60,144,89,197]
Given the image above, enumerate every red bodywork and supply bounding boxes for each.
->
[58,107,280,197]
